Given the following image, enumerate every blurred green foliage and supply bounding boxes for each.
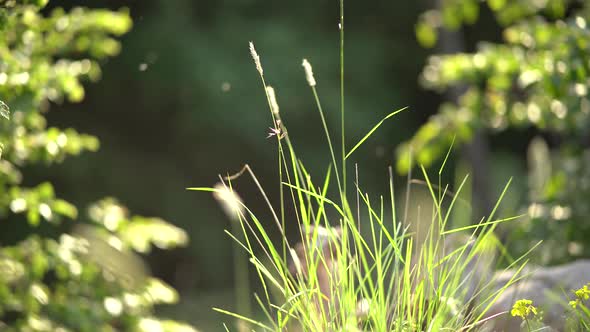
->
[405,0,590,262]
[0,1,196,330]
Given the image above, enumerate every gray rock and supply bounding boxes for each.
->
[481,260,590,331]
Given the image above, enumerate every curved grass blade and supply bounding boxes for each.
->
[345,106,408,160]
[212,307,273,331]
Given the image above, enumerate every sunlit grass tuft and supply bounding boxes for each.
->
[188,3,526,331]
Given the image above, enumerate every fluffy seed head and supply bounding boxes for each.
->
[302,59,316,87]
[249,42,263,75]
[266,86,279,114]
[213,182,244,221]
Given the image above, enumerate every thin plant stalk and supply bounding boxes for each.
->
[339,0,346,195]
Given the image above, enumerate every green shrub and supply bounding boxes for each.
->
[405,0,590,263]
[0,2,196,331]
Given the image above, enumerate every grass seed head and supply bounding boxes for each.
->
[266,86,279,115]
[249,41,263,75]
[302,59,316,87]
[213,182,244,221]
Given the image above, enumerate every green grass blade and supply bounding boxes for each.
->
[439,135,456,175]
[282,182,346,218]
[186,187,216,192]
[212,307,273,331]
[340,0,345,194]
[487,177,512,222]
[441,214,525,234]
[345,106,408,160]
[314,166,332,224]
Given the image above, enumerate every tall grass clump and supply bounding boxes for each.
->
[189,2,525,331]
